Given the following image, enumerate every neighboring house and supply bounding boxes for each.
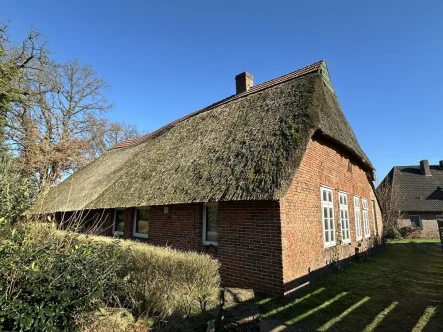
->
[32,60,383,295]
[378,160,443,238]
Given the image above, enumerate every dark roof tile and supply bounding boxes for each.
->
[383,165,443,212]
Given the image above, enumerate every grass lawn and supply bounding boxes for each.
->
[257,239,443,331]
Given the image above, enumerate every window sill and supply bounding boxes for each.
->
[324,242,336,249]
[202,241,218,247]
[341,241,351,246]
[133,233,149,239]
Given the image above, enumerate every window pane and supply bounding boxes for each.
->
[137,220,149,234]
[136,208,150,234]
[328,191,332,202]
[324,217,329,231]
[206,204,218,242]
[323,190,327,202]
[409,216,420,228]
[115,210,125,233]
[325,229,329,242]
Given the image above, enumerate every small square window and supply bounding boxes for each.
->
[409,215,421,228]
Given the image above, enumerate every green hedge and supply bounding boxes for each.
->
[80,231,222,324]
[0,220,221,331]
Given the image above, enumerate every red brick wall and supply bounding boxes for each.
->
[280,134,383,293]
[217,201,283,295]
[97,201,283,295]
[120,204,201,250]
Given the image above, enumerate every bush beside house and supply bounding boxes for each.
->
[0,220,221,331]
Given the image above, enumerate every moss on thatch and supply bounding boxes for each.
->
[33,63,373,213]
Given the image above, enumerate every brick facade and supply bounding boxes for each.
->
[52,135,382,296]
[217,201,283,294]
[280,134,383,293]
[67,201,283,295]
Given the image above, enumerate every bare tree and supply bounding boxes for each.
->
[5,59,112,191]
[2,21,144,196]
[87,119,142,158]
[0,22,50,146]
[376,180,403,239]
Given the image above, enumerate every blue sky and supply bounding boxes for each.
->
[3,1,443,181]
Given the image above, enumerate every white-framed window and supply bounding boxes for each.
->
[371,200,378,236]
[354,196,363,241]
[409,215,421,228]
[202,203,218,246]
[362,199,370,238]
[133,207,150,238]
[113,209,125,236]
[321,186,336,247]
[339,192,350,244]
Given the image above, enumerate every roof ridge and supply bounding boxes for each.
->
[395,164,443,168]
[111,60,324,150]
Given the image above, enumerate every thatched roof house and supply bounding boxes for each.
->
[34,60,373,213]
[33,60,382,295]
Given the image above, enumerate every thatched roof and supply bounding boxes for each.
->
[32,60,374,214]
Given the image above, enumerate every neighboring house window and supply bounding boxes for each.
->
[113,209,125,236]
[321,187,336,247]
[362,199,370,238]
[371,200,378,236]
[339,192,351,244]
[133,207,150,238]
[354,196,363,241]
[203,203,218,245]
[409,215,421,228]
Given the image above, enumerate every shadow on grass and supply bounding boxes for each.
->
[256,241,443,332]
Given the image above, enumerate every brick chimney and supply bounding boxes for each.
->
[440,160,443,170]
[420,160,431,176]
[235,72,253,94]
